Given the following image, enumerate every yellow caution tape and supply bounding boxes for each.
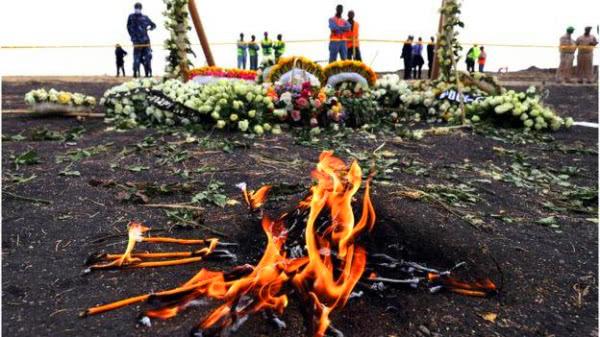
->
[1,40,597,50]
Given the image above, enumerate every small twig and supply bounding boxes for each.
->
[169,214,228,238]
[78,196,106,207]
[3,190,52,204]
[188,150,222,157]
[253,143,289,151]
[144,203,205,211]
[422,124,472,135]
[49,308,70,317]
[372,142,387,154]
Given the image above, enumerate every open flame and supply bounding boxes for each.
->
[237,182,272,211]
[83,151,495,336]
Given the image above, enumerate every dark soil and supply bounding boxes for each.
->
[2,78,598,337]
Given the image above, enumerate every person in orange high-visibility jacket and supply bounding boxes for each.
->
[346,10,361,61]
[329,4,351,63]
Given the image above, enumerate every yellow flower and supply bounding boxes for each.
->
[57,92,72,105]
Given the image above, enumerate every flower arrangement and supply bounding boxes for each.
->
[267,56,325,85]
[326,81,378,127]
[467,86,573,131]
[163,0,194,80]
[374,74,413,108]
[188,66,257,81]
[373,74,573,131]
[102,78,282,134]
[323,60,378,87]
[100,78,161,128]
[270,81,328,128]
[24,88,96,108]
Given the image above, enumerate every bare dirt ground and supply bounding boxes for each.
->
[1,76,598,337]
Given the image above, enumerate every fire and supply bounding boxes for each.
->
[427,273,497,297]
[291,151,375,336]
[82,151,495,336]
[85,221,220,271]
[237,183,272,210]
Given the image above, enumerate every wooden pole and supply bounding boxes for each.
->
[430,0,446,80]
[188,0,215,66]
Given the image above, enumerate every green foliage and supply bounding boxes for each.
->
[126,165,150,172]
[59,163,81,177]
[12,150,40,169]
[56,143,112,163]
[2,134,26,142]
[192,181,228,207]
[424,183,481,207]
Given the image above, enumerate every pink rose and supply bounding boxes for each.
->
[313,99,322,109]
[296,97,309,109]
[291,110,302,122]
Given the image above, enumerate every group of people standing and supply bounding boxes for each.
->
[401,37,487,80]
[115,2,156,77]
[557,26,598,83]
[236,33,285,70]
[465,45,486,73]
[117,3,596,84]
[401,36,436,79]
[328,5,361,63]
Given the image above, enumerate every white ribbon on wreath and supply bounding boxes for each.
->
[276,68,321,87]
[326,72,368,87]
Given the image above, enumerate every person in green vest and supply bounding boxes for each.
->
[273,34,286,63]
[466,44,480,73]
[261,32,274,59]
[248,35,260,70]
[237,33,248,69]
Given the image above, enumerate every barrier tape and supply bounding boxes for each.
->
[1,40,597,50]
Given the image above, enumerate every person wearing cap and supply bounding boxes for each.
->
[115,44,128,77]
[328,4,351,63]
[556,26,577,83]
[237,33,248,69]
[346,10,361,61]
[248,35,260,70]
[575,26,598,83]
[273,34,286,63]
[261,32,274,60]
[127,3,156,78]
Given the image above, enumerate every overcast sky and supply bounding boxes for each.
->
[0,0,598,76]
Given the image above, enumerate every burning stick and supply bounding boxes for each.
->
[82,269,228,316]
[236,182,271,210]
[85,223,224,271]
[364,258,497,297]
[428,273,497,297]
[85,221,149,270]
[141,237,214,245]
